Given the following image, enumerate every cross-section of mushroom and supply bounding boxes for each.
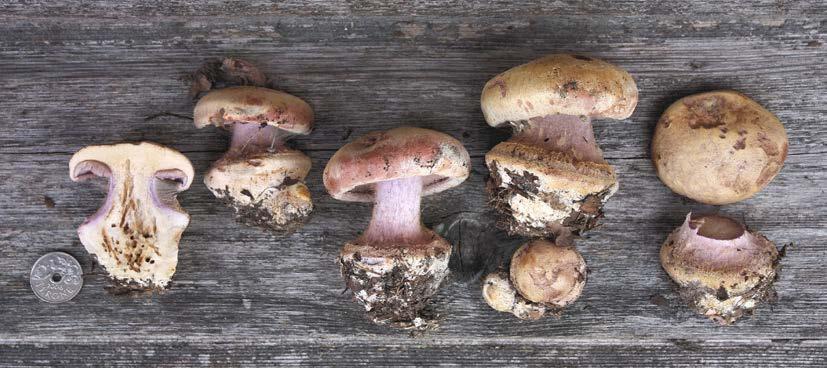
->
[481,54,638,237]
[323,127,471,326]
[69,142,194,289]
[195,85,314,232]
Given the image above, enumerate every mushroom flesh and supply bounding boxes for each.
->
[69,142,194,289]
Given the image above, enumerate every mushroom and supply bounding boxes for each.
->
[660,213,780,324]
[482,54,638,237]
[195,85,315,232]
[652,90,788,205]
[323,127,471,326]
[69,142,194,289]
[482,239,587,320]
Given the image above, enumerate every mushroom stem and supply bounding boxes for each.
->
[512,114,606,164]
[228,123,289,156]
[362,176,426,245]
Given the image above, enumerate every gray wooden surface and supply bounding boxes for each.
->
[1,1,825,366]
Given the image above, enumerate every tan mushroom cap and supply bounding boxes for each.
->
[323,127,471,202]
[652,90,788,205]
[194,86,314,135]
[510,239,587,307]
[481,54,638,127]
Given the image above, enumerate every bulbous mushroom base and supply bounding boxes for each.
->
[486,141,617,237]
[204,151,313,233]
[661,214,781,325]
[482,271,561,320]
[339,233,451,327]
[673,275,777,325]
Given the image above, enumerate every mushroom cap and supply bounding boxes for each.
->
[323,127,471,202]
[339,231,451,325]
[509,239,587,307]
[481,54,638,127]
[193,86,314,135]
[204,150,313,232]
[652,90,788,205]
[70,142,194,189]
[660,213,778,297]
[69,142,194,288]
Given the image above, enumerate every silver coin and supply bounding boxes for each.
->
[30,252,83,303]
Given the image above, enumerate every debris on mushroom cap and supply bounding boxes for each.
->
[652,90,788,205]
[187,57,269,97]
[69,142,194,289]
[482,239,586,320]
[204,150,313,232]
[194,86,314,135]
[660,213,780,325]
[340,233,452,326]
[481,54,639,127]
[323,126,471,202]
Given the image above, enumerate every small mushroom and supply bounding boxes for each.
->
[482,54,638,237]
[482,239,587,320]
[195,85,315,232]
[323,127,471,326]
[69,142,194,289]
[660,213,780,324]
[652,90,788,205]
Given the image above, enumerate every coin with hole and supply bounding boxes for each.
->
[30,252,83,303]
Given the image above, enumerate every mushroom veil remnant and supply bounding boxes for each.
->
[661,213,780,324]
[653,90,788,205]
[323,127,471,326]
[483,239,586,320]
[482,54,638,237]
[195,79,315,232]
[69,142,194,289]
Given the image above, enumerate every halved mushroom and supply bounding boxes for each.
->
[482,54,638,237]
[69,142,194,289]
[195,85,315,232]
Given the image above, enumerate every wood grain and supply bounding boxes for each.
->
[0,1,825,366]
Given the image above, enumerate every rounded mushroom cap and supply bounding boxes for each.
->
[193,86,314,135]
[660,213,778,297]
[509,239,587,307]
[652,90,788,205]
[323,127,471,202]
[481,54,638,127]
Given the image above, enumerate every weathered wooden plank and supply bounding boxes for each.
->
[1,0,825,18]
[1,340,825,367]
[0,2,826,366]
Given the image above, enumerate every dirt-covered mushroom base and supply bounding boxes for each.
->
[209,182,313,234]
[674,259,780,325]
[338,237,451,328]
[487,159,615,237]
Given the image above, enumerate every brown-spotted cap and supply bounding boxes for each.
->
[324,127,471,202]
[481,54,638,127]
[194,86,314,135]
